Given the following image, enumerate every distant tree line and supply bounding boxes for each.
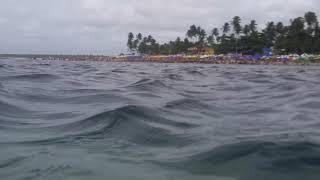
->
[127,11,320,55]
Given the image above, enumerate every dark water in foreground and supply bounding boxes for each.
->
[1,58,320,180]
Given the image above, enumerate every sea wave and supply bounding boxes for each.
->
[1,59,320,180]
[163,141,320,180]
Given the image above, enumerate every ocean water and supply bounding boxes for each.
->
[1,58,320,180]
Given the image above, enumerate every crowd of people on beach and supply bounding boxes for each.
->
[34,53,320,65]
[116,54,320,65]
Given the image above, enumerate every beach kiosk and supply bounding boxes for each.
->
[187,47,214,55]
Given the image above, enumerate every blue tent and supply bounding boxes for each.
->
[253,54,262,60]
[262,48,273,57]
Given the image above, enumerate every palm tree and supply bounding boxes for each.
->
[275,22,285,34]
[137,33,142,41]
[183,38,191,52]
[243,25,250,36]
[207,35,214,47]
[127,32,134,52]
[132,33,143,53]
[126,11,320,55]
[249,20,257,34]
[198,28,207,48]
[305,11,318,36]
[138,37,148,54]
[315,23,320,37]
[290,17,305,34]
[222,23,231,35]
[187,25,197,42]
[174,37,183,54]
[263,22,276,48]
[289,17,306,53]
[275,22,287,41]
[231,16,242,54]
[232,16,242,36]
[133,39,139,52]
[147,35,153,44]
[211,28,220,43]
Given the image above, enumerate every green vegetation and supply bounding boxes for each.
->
[127,11,320,55]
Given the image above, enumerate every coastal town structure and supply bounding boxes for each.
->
[187,47,215,55]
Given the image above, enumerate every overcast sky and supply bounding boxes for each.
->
[0,0,319,55]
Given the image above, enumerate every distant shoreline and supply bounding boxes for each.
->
[1,54,320,66]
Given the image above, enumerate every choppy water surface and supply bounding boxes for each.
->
[1,58,320,180]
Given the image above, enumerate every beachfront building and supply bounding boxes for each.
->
[187,47,214,55]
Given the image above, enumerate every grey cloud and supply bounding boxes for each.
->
[0,0,319,55]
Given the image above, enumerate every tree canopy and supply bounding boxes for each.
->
[127,11,320,55]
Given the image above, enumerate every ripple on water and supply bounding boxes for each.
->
[1,60,320,180]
